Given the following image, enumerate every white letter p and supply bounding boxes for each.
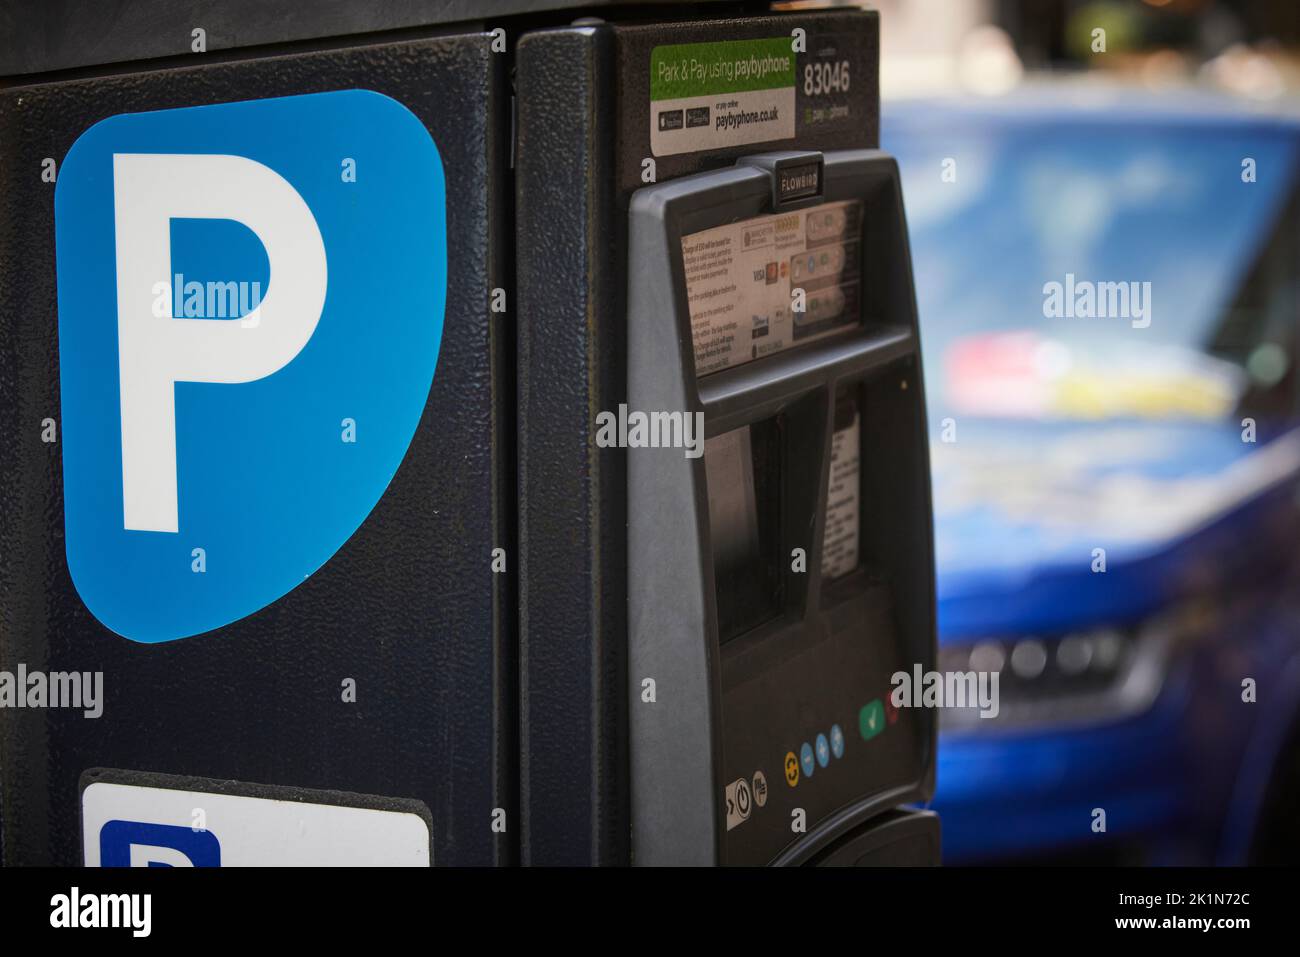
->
[113,154,327,533]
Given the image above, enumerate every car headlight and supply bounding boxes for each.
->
[938,622,1173,732]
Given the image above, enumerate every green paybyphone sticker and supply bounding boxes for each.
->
[649,37,795,156]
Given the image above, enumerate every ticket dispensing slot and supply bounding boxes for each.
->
[627,151,936,865]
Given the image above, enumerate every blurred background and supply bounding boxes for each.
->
[871,0,1300,863]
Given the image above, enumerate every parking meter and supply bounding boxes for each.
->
[0,1,935,867]
[516,8,937,865]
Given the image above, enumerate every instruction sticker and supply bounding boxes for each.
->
[651,38,796,156]
[682,200,862,376]
[822,406,861,581]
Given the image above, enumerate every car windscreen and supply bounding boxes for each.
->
[886,108,1300,422]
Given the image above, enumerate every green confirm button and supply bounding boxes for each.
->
[858,699,885,741]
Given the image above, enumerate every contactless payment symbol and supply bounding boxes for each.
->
[54,91,447,643]
[830,723,845,759]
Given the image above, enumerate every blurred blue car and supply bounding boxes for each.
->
[886,90,1300,864]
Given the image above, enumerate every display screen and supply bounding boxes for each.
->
[681,200,862,376]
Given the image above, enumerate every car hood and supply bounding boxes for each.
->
[933,419,1300,638]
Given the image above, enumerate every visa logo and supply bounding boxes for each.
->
[99,820,221,867]
[54,91,447,643]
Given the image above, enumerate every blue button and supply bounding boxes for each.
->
[830,724,845,759]
[800,742,815,778]
[815,733,830,768]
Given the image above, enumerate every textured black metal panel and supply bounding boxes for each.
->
[516,26,629,866]
[0,33,513,865]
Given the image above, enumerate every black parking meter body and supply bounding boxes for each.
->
[0,1,935,867]
[516,9,937,865]
[0,21,514,867]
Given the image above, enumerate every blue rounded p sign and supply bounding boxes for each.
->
[54,90,447,643]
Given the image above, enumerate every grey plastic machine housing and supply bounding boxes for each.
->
[628,149,937,865]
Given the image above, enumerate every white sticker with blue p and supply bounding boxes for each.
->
[54,90,447,643]
[83,778,431,866]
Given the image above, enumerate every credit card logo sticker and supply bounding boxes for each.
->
[55,90,447,643]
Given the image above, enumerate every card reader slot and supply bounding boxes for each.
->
[704,388,829,644]
[706,418,784,643]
